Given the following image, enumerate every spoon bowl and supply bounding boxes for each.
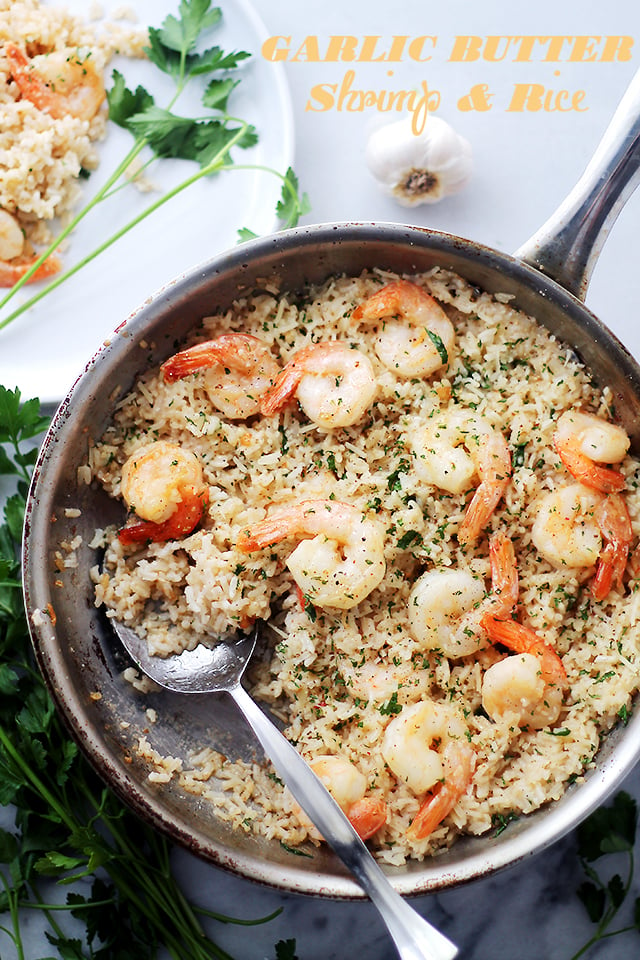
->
[108,616,458,960]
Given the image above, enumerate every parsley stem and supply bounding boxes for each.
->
[75,778,233,960]
[0,873,23,960]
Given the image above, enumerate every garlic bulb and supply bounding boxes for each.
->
[365,115,473,207]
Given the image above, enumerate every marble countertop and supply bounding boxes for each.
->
[6,0,640,957]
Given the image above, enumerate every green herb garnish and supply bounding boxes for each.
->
[570,790,640,959]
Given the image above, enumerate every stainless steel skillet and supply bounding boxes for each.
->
[22,67,640,900]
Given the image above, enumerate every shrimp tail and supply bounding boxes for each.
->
[406,743,475,841]
[260,363,304,415]
[0,253,62,287]
[5,43,46,109]
[347,796,388,840]
[488,532,519,617]
[481,616,568,689]
[118,486,208,545]
[161,333,266,382]
[458,433,511,546]
[554,435,626,494]
[260,343,335,416]
[351,279,435,323]
[591,493,634,601]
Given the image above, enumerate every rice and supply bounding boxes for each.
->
[0,0,146,249]
[91,267,640,864]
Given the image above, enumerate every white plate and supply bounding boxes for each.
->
[0,0,293,404]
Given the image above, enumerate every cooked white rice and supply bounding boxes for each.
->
[0,0,146,248]
[90,267,640,864]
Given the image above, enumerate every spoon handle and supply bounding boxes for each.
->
[231,683,458,960]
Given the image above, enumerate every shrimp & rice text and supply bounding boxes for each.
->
[90,267,640,864]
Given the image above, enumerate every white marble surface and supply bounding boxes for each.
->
[6,0,640,957]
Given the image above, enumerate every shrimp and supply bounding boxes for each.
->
[343,657,433,707]
[0,209,62,287]
[531,484,633,600]
[292,755,387,841]
[380,700,475,839]
[0,252,61,287]
[410,409,477,495]
[352,279,455,379]
[591,493,633,601]
[408,531,518,658]
[260,341,377,429]
[553,410,629,494]
[117,441,209,544]
[161,333,280,421]
[457,427,512,545]
[481,652,562,730]
[236,499,385,609]
[6,43,105,122]
[480,617,568,728]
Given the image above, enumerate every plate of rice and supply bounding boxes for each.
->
[23,221,640,896]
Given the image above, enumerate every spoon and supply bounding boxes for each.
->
[110,618,458,960]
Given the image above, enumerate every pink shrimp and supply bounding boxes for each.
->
[161,332,280,421]
[117,441,209,545]
[0,253,62,287]
[591,493,634,601]
[292,755,388,842]
[408,531,518,658]
[407,741,476,841]
[457,428,512,545]
[480,616,568,692]
[553,410,629,494]
[351,279,455,379]
[6,43,105,122]
[236,499,386,610]
[381,700,475,840]
[260,340,377,429]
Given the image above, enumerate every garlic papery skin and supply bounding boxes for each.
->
[365,115,473,207]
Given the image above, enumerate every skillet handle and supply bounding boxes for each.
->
[514,67,640,302]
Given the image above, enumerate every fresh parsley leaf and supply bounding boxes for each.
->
[274,940,299,960]
[379,692,403,716]
[0,0,308,332]
[276,167,312,229]
[237,227,259,243]
[156,0,222,55]
[0,387,49,448]
[397,529,422,550]
[427,329,448,365]
[107,71,155,128]
[577,880,606,923]
[571,791,640,959]
[202,76,240,111]
[192,45,251,75]
[578,791,636,861]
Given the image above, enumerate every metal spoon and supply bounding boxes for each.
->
[110,618,458,960]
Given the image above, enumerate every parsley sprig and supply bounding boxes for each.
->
[570,790,640,958]
[0,384,285,959]
[0,0,309,332]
